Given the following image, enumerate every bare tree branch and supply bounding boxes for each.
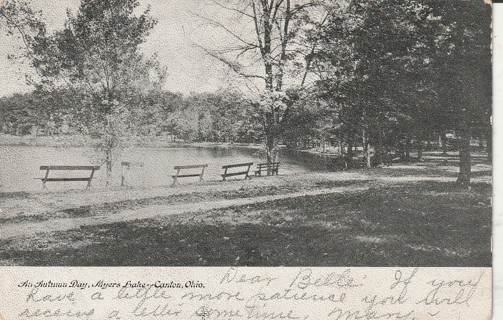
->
[271,0,285,22]
[209,0,254,18]
[194,12,259,50]
[251,1,265,56]
[194,43,265,81]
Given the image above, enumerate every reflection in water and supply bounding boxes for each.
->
[0,146,338,192]
[280,149,347,172]
[0,147,239,192]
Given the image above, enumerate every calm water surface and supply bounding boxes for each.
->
[0,146,312,192]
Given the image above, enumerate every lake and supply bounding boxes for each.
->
[0,145,321,192]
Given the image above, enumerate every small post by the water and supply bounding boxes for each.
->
[121,161,144,187]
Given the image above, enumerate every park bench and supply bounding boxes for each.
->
[254,162,281,177]
[37,165,100,189]
[171,164,208,186]
[120,161,144,186]
[221,162,253,181]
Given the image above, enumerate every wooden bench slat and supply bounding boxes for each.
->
[39,166,100,170]
[37,178,92,182]
[38,165,99,189]
[174,164,209,170]
[221,171,249,177]
[172,174,202,178]
[221,162,253,181]
[257,162,280,167]
[222,162,253,169]
[255,162,281,177]
[171,164,208,186]
[257,166,279,170]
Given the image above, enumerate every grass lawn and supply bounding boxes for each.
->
[0,172,491,266]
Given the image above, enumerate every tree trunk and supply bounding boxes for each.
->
[456,121,471,186]
[405,136,411,162]
[417,140,423,161]
[346,140,354,168]
[365,142,371,168]
[365,139,372,168]
[264,120,278,176]
[486,126,492,162]
[399,142,406,161]
[266,138,276,163]
[374,128,385,167]
[441,131,448,155]
[362,130,371,169]
[105,148,113,187]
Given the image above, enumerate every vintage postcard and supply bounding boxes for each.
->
[0,0,494,319]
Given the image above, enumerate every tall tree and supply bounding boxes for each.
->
[428,0,492,185]
[200,0,323,165]
[308,0,491,177]
[1,0,166,185]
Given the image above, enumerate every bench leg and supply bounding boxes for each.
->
[172,169,180,186]
[121,166,126,187]
[87,169,96,189]
[200,166,206,182]
[42,169,49,189]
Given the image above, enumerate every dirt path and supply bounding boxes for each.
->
[0,161,491,240]
[1,185,370,239]
[0,172,367,219]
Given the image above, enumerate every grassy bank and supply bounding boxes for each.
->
[0,158,492,267]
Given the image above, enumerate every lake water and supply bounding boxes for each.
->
[0,146,318,192]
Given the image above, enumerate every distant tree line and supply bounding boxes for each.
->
[0,88,262,143]
[0,0,492,186]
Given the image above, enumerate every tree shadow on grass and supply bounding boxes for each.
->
[0,180,491,267]
[0,222,491,267]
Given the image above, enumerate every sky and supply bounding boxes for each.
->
[0,0,248,97]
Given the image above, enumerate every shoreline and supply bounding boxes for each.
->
[0,133,352,162]
[0,164,492,266]
[0,133,265,149]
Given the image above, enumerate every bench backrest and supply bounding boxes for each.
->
[174,164,208,170]
[257,162,280,167]
[40,166,100,171]
[222,162,253,169]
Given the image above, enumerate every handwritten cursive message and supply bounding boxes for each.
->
[0,267,491,320]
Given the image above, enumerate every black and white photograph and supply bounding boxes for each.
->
[0,0,492,269]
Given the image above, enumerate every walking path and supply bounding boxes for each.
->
[0,172,366,219]
[1,185,370,239]
[0,161,491,240]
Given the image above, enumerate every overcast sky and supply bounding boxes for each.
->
[0,0,247,97]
